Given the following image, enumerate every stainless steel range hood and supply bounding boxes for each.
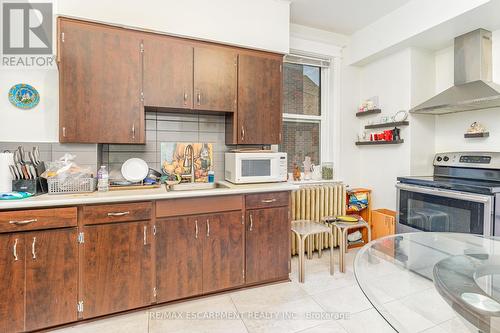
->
[410,29,500,115]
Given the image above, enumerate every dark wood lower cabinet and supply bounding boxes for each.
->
[156,216,203,302]
[203,211,244,293]
[25,228,78,331]
[0,234,24,333]
[246,207,290,284]
[82,221,152,318]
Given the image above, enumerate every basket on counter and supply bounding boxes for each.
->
[47,177,96,195]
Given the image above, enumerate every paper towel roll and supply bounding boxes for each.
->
[0,153,14,193]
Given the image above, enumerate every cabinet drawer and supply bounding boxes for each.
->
[82,202,152,225]
[156,195,242,218]
[0,207,77,233]
[245,192,289,210]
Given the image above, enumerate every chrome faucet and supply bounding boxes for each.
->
[183,144,195,183]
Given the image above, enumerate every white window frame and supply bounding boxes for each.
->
[281,47,341,172]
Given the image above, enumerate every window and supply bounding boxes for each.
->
[280,56,329,172]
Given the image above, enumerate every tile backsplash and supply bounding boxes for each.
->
[101,111,227,181]
[1,111,269,182]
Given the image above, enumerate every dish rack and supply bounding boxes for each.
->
[47,177,96,195]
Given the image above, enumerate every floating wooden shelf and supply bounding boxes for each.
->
[464,132,489,138]
[365,121,409,129]
[355,140,404,146]
[356,109,381,117]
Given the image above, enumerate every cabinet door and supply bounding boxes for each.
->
[156,216,203,302]
[143,35,193,109]
[237,54,283,144]
[0,234,24,333]
[82,221,152,318]
[194,46,237,112]
[59,19,144,143]
[25,228,78,331]
[203,211,244,293]
[246,207,290,284]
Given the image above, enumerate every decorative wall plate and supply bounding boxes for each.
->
[8,84,40,109]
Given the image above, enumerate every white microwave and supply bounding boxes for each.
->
[225,152,287,184]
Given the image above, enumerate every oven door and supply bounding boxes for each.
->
[396,183,493,236]
[235,156,280,183]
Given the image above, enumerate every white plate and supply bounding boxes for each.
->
[121,158,149,183]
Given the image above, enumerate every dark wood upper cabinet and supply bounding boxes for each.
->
[156,216,203,302]
[82,221,152,318]
[231,53,283,145]
[25,228,78,331]
[194,46,237,112]
[143,35,194,109]
[0,234,25,333]
[245,206,290,284]
[202,211,244,293]
[58,18,144,144]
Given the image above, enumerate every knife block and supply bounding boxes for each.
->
[12,177,48,195]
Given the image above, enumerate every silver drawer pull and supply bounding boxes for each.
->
[13,238,18,261]
[107,211,130,217]
[195,220,199,239]
[206,219,210,237]
[249,214,253,231]
[32,237,36,260]
[143,226,147,245]
[261,199,277,203]
[9,218,37,225]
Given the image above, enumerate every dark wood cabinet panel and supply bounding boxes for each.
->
[246,207,290,284]
[143,35,194,109]
[203,211,244,293]
[25,228,78,331]
[0,207,77,233]
[59,19,144,144]
[82,221,152,318]
[0,234,24,333]
[194,46,237,112]
[232,53,283,145]
[156,216,203,302]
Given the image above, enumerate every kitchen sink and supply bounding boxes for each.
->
[169,182,230,191]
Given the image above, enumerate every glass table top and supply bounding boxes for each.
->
[354,233,500,333]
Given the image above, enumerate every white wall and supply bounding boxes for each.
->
[57,0,290,53]
[434,29,500,152]
[357,49,412,210]
[0,68,59,142]
[0,0,290,142]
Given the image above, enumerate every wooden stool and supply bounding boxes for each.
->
[332,219,371,273]
[291,220,335,283]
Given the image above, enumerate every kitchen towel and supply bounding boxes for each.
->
[0,153,14,193]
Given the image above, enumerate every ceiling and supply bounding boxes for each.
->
[290,0,411,35]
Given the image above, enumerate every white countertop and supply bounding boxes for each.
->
[0,181,299,210]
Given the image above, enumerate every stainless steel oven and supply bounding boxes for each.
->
[396,183,494,236]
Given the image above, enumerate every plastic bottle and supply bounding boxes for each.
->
[97,165,109,192]
[208,170,215,183]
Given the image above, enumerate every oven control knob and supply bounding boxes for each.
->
[436,156,442,162]
[443,156,449,162]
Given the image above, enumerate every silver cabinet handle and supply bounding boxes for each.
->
[249,214,253,232]
[206,219,210,237]
[13,238,18,261]
[184,92,188,105]
[31,237,36,260]
[132,123,136,140]
[143,225,147,245]
[107,211,130,217]
[261,199,277,203]
[9,218,37,225]
[62,127,67,137]
[197,92,201,105]
[241,126,245,142]
[195,220,199,239]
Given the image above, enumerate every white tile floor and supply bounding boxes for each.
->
[51,248,474,333]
